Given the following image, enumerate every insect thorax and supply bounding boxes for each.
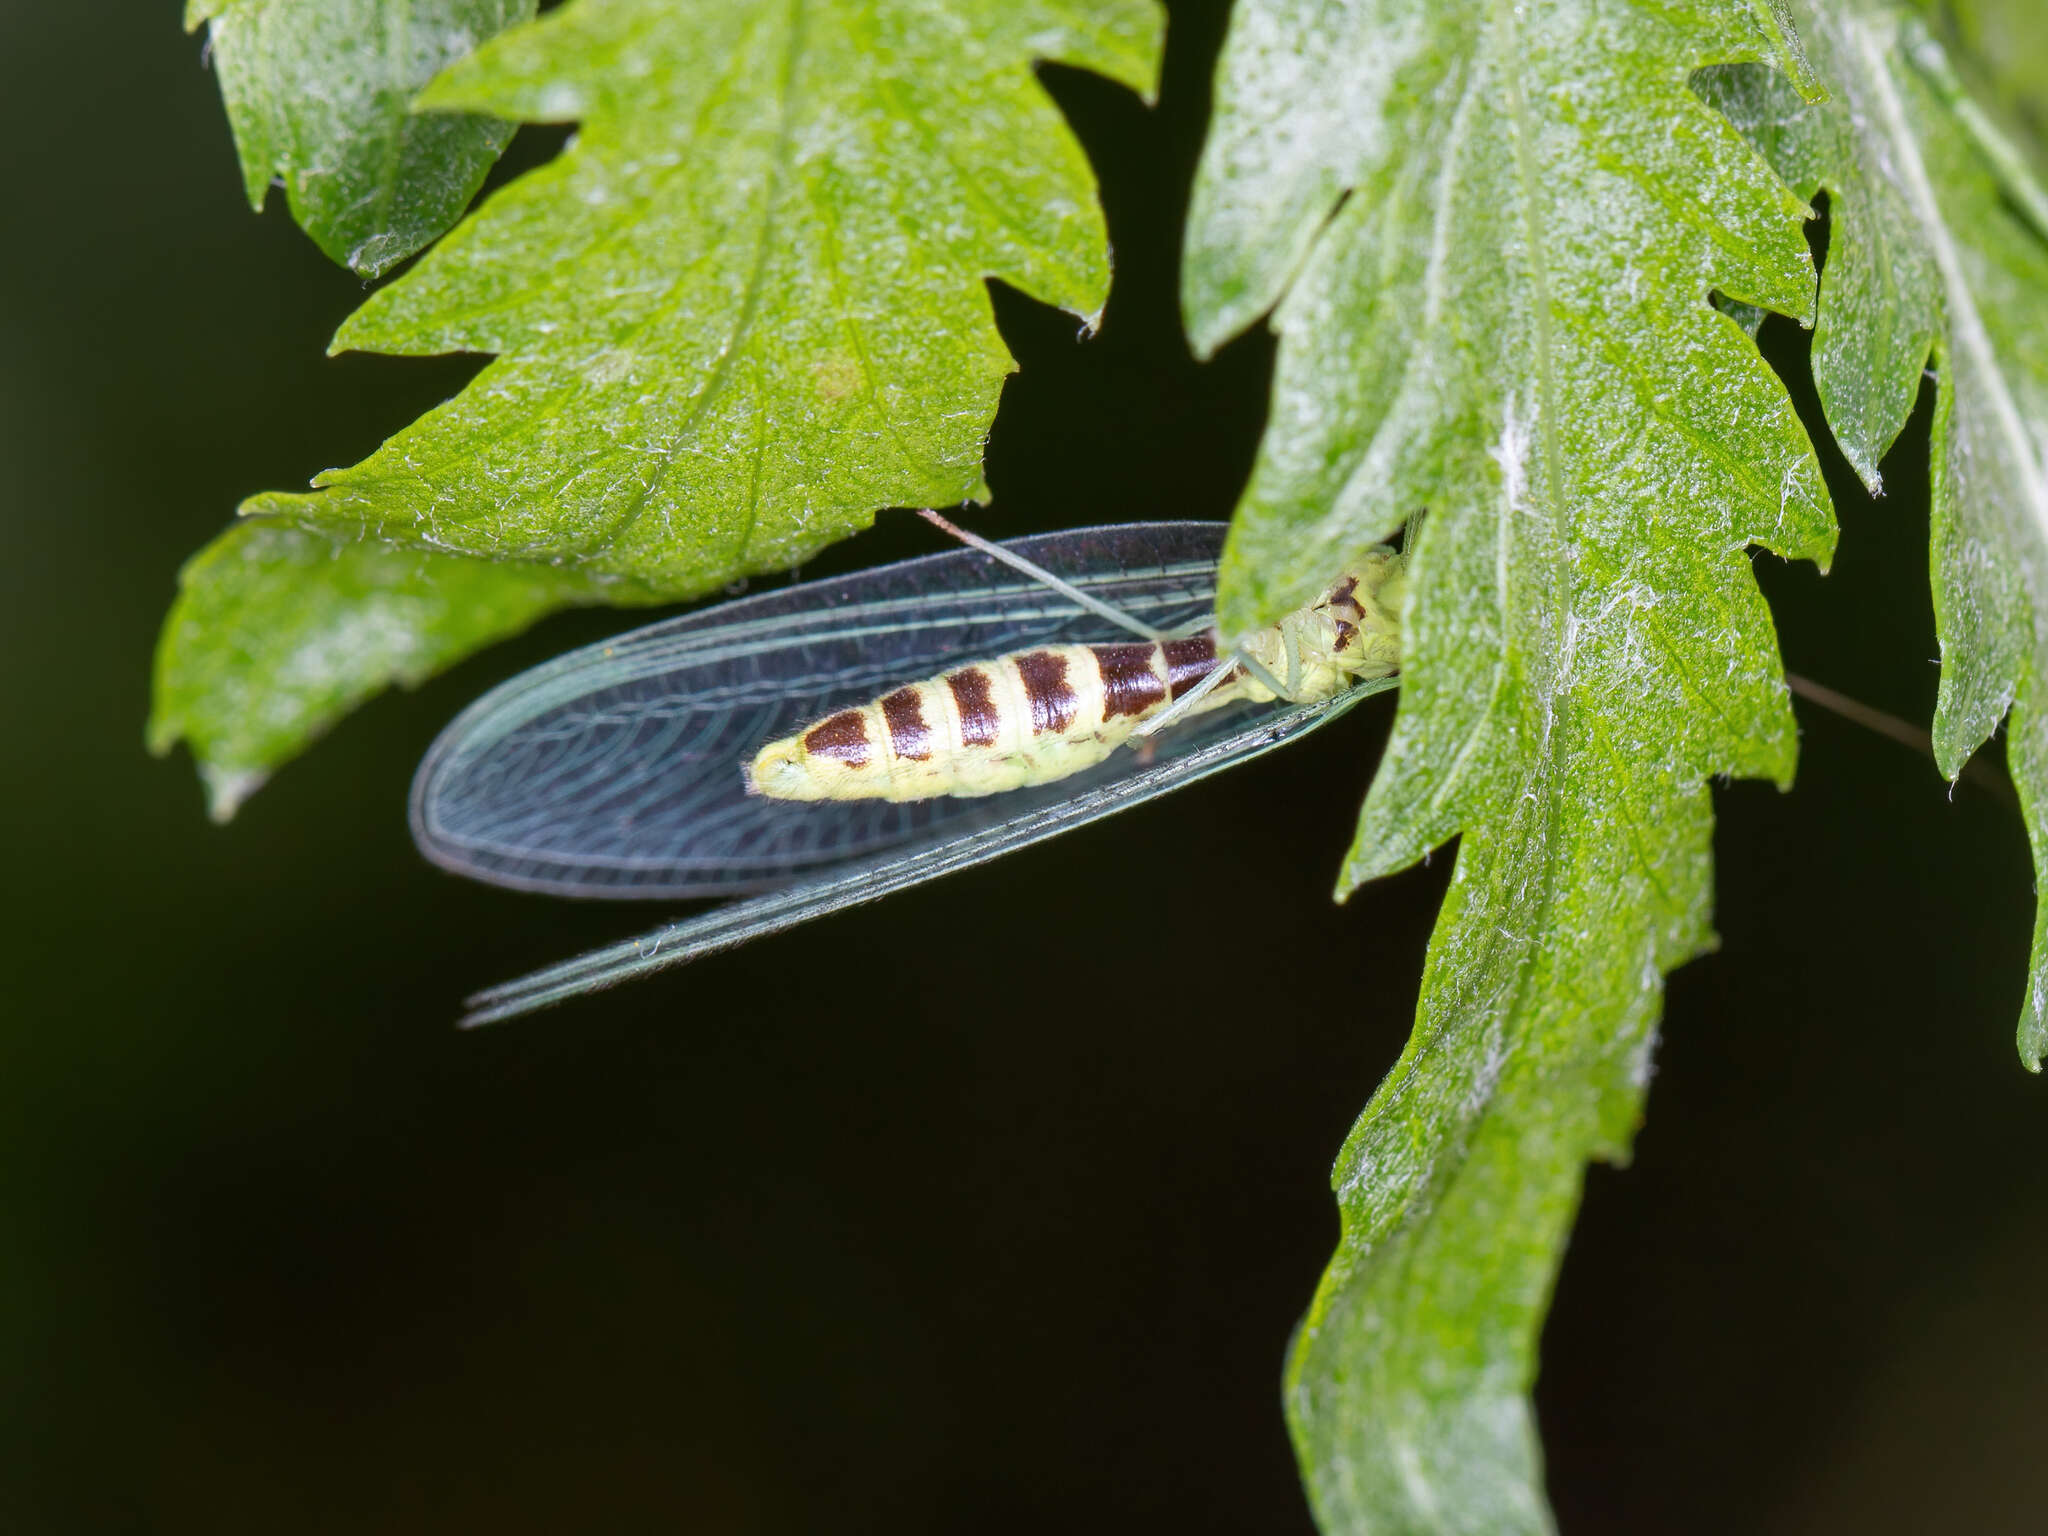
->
[1234,548,1405,704]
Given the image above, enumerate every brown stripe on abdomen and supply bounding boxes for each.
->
[1092,643,1166,719]
[1014,650,1076,734]
[1162,634,1219,699]
[946,667,999,747]
[803,710,871,767]
[881,686,932,761]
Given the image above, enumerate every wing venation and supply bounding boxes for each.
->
[459,679,1393,1026]
[413,523,1233,897]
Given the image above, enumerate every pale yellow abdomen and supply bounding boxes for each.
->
[747,635,1224,802]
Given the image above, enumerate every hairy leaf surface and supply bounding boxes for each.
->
[189,0,534,276]
[249,0,1160,586]
[1184,1,1831,1529]
[1703,4,2048,1065]
[150,522,609,820]
[163,0,1161,808]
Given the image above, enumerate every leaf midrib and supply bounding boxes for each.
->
[379,1,811,569]
[590,0,804,568]
[1497,0,1572,737]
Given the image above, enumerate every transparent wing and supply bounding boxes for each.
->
[458,677,1393,1027]
[414,522,1239,899]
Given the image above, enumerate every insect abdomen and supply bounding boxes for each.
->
[748,636,1221,802]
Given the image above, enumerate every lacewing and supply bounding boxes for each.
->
[413,522,1398,1024]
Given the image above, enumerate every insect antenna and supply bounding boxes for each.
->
[913,508,1166,642]
[1786,671,2018,809]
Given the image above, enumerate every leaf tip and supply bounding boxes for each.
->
[1755,0,1828,103]
[202,762,268,823]
[151,710,268,824]
[1179,236,1272,364]
[1928,689,1989,786]
[343,231,414,281]
[1335,835,1413,904]
[2018,998,2046,1072]
[1180,285,1250,365]
[237,490,301,523]
[2020,943,2048,1071]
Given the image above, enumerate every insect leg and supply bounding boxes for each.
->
[1134,643,1300,741]
[914,508,1166,642]
[1237,649,1291,701]
[1132,654,1242,738]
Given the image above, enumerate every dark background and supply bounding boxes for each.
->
[6,3,2045,1531]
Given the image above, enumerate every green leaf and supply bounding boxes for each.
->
[1915,0,2048,169]
[1184,1,1832,1530]
[163,0,1160,810]
[150,521,610,820]
[1704,4,2048,1068]
[188,0,536,277]
[246,0,1162,592]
